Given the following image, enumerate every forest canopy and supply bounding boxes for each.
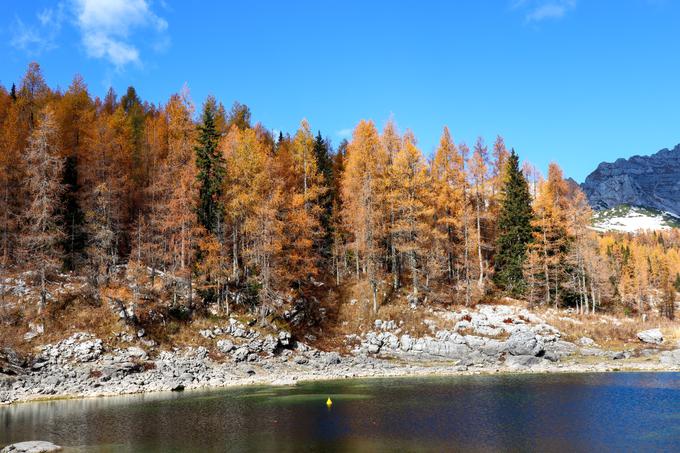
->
[1,63,678,331]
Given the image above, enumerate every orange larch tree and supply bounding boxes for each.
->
[22,107,65,311]
[341,120,389,312]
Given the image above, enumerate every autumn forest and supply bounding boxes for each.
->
[1,63,679,339]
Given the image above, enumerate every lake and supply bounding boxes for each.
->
[1,372,679,452]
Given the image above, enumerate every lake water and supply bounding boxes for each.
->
[1,372,679,452]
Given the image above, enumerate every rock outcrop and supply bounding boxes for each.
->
[1,441,62,452]
[352,305,575,368]
[637,329,664,345]
[582,144,680,216]
[1,306,677,406]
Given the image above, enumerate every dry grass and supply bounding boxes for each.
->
[0,281,121,355]
[327,280,434,335]
[544,309,680,350]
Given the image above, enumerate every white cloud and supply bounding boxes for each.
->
[73,0,168,68]
[336,128,353,139]
[9,0,168,69]
[513,0,577,23]
[10,5,65,55]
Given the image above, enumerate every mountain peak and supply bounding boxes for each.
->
[582,143,680,217]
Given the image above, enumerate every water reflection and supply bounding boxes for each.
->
[1,373,679,452]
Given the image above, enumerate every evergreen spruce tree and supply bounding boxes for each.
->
[120,86,146,189]
[313,131,334,257]
[493,149,533,295]
[61,155,86,270]
[195,97,225,234]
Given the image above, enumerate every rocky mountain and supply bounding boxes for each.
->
[582,143,680,216]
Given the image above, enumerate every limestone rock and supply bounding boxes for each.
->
[0,348,26,375]
[505,329,543,356]
[1,441,62,452]
[323,352,341,365]
[578,337,596,346]
[232,347,249,362]
[216,339,235,354]
[637,329,663,345]
[505,355,543,369]
[277,330,292,346]
[660,350,680,366]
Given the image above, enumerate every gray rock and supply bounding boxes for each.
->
[294,355,308,365]
[660,349,680,366]
[0,376,16,390]
[323,352,341,365]
[125,347,147,360]
[233,347,249,362]
[544,340,577,361]
[399,335,413,352]
[216,339,235,354]
[578,337,596,346]
[637,329,663,345]
[1,441,62,452]
[277,330,291,346]
[381,332,400,350]
[479,339,506,357]
[609,351,626,360]
[0,348,25,375]
[179,372,194,382]
[199,329,214,339]
[580,347,607,357]
[367,344,380,354]
[506,355,543,368]
[261,335,279,354]
[506,329,543,356]
[247,339,264,353]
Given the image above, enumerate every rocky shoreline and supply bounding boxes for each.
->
[2,305,680,406]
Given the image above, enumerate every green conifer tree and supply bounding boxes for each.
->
[493,149,534,295]
[195,97,225,234]
[313,131,334,257]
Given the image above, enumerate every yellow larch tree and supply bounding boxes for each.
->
[468,137,489,290]
[389,132,431,298]
[431,127,466,287]
[381,119,402,290]
[527,163,571,307]
[341,120,389,312]
[281,119,326,289]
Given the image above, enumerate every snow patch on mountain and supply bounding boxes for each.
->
[591,205,680,233]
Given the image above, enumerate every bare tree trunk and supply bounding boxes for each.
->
[590,278,597,314]
[1,185,8,266]
[180,222,185,268]
[542,224,551,306]
[372,284,378,314]
[232,224,238,282]
[463,209,471,306]
[39,267,46,313]
[355,244,360,278]
[411,249,418,296]
[476,197,484,289]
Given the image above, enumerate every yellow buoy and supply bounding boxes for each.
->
[326,397,333,407]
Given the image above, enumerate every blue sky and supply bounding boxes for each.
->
[2,0,679,182]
